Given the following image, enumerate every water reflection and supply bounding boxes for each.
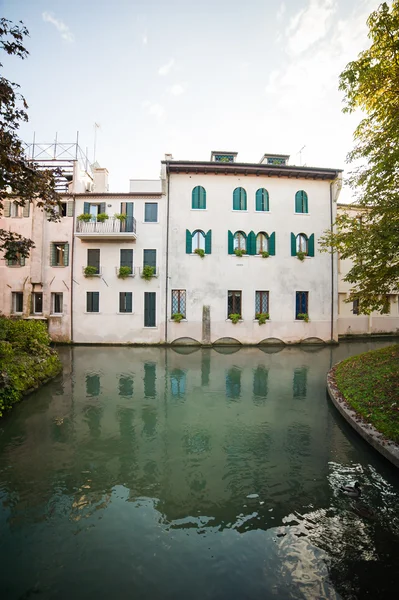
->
[0,341,398,600]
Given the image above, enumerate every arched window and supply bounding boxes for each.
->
[296,233,308,254]
[233,187,247,210]
[256,232,269,254]
[234,231,247,251]
[295,190,308,213]
[256,189,269,212]
[192,186,206,209]
[192,229,206,252]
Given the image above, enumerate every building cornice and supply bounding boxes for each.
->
[62,193,163,199]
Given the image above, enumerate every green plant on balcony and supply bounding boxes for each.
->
[118,266,132,279]
[256,312,270,325]
[141,265,155,280]
[229,313,241,324]
[84,265,99,277]
[171,312,184,323]
[77,213,92,222]
[261,251,270,258]
[114,213,127,222]
[96,213,109,223]
[297,313,310,323]
[194,248,205,258]
[296,251,306,261]
[234,248,247,257]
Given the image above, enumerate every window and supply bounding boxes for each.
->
[233,187,247,210]
[12,292,23,314]
[83,201,106,219]
[172,290,186,318]
[256,188,269,212]
[59,203,67,217]
[144,363,156,397]
[51,292,63,314]
[87,292,99,313]
[144,292,156,327]
[291,233,314,257]
[186,229,212,254]
[295,190,308,213]
[120,249,133,270]
[87,249,100,274]
[192,186,206,209]
[228,290,242,318]
[7,254,25,267]
[143,249,156,271]
[33,292,43,314]
[352,299,360,315]
[50,242,69,267]
[296,233,308,253]
[144,202,158,222]
[10,202,19,218]
[256,232,269,254]
[119,292,133,313]
[295,291,308,319]
[192,230,205,252]
[233,231,246,251]
[120,201,134,232]
[255,291,269,315]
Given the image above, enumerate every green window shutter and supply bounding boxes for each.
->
[192,187,199,209]
[93,292,99,312]
[84,202,90,214]
[63,243,69,266]
[50,243,56,266]
[199,186,206,209]
[303,192,308,213]
[67,201,74,217]
[205,230,212,254]
[143,249,156,268]
[247,231,256,255]
[241,188,247,210]
[295,192,302,213]
[99,202,106,214]
[308,233,315,257]
[186,229,192,254]
[291,233,297,256]
[144,292,156,326]
[126,292,132,312]
[228,230,234,254]
[233,188,240,210]
[255,190,262,211]
[264,190,269,211]
[120,249,133,269]
[269,232,276,256]
[4,201,11,217]
[23,202,30,218]
[256,189,268,211]
[88,249,100,271]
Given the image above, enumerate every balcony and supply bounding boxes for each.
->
[75,217,137,240]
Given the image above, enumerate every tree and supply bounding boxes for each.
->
[0,18,60,261]
[320,1,399,314]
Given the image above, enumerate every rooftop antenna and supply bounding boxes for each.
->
[298,145,306,166]
[93,122,100,163]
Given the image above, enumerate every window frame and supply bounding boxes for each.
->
[144,202,158,223]
[256,232,269,254]
[295,291,309,319]
[52,242,68,267]
[233,187,247,211]
[12,291,23,314]
[233,231,247,251]
[119,292,133,313]
[32,292,43,315]
[296,233,308,254]
[255,290,269,316]
[192,186,206,210]
[86,291,100,313]
[255,188,269,212]
[171,289,186,318]
[228,290,242,318]
[191,230,206,252]
[51,292,63,315]
[295,190,309,214]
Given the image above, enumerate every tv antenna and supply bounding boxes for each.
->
[93,122,100,163]
[298,145,306,166]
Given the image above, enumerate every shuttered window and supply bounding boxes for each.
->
[186,230,211,254]
[295,190,308,213]
[143,249,156,268]
[228,290,242,317]
[120,202,134,232]
[50,242,69,266]
[192,186,206,209]
[295,291,308,319]
[144,292,156,327]
[119,292,133,313]
[233,231,246,250]
[172,290,186,317]
[256,188,269,211]
[144,203,158,222]
[233,187,247,210]
[23,202,30,217]
[120,249,133,270]
[87,292,100,313]
[291,233,314,257]
[87,249,100,274]
[33,292,43,314]
[256,232,269,254]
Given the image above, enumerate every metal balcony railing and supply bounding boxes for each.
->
[76,216,136,235]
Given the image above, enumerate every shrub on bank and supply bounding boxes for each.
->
[0,317,62,417]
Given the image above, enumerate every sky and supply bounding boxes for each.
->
[1,0,380,200]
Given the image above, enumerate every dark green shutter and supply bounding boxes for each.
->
[23,202,30,217]
[88,249,100,272]
[247,231,256,255]
[228,230,234,254]
[241,188,247,210]
[192,187,199,209]
[84,202,90,214]
[63,243,69,266]
[264,190,269,211]
[233,188,240,210]
[205,230,212,254]
[199,186,206,209]
[99,202,106,214]
[4,200,11,217]
[291,233,297,256]
[295,191,301,213]
[186,229,192,254]
[119,292,124,313]
[50,243,56,266]
[93,292,99,312]
[120,249,133,269]
[143,249,156,268]
[67,201,74,217]
[269,232,276,256]
[126,292,132,312]
[303,192,308,213]
[144,292,156,327]
[256,189,269,211]
[308,234,315,257]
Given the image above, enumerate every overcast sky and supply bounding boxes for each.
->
[2,0,378,200]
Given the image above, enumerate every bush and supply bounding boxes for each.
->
[194,248,205,258]
[84,265,99,277]
[77,213,92,222]
[229,313,241,324]
[96,213,109,222]
[141,265,155,280]
[118,266,132,278]
[172,312,184,323]
[256,312,270,324]
[5,318,50,351]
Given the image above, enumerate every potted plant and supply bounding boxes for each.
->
[234,248,247,257]
[296,251,306,261]
[261,251,270,258]
[141,265,155,280]
[194,248,205,258]
[84,265,99,277]
[96,213,109,223]
[256,312,270,325]
[297,313,310,323]
[229,313,241,324]
[171,312,184,323]
[114,213,127,222]
[77,213,92,222]
[118,266,132,279]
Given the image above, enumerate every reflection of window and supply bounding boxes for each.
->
[253,366,268,398]
[142,407,157,437]
[295,291,308,319]
[83,404,103,439]
[256,232,269,254]
[228,290,242,317]
[293,368,307,398]
[233,187,247,210]
[192,186,206,209]
[51,292,63,314]
[32,292,43,314]
[119,376,133,397]
[226,367,241,399]
[171,289,186,317]
[234,231,246,250]
[170,369,186,398]
[86,374,101,396]
[184,431,210,454]
[192,230,205,252]
[255,291,269,315]
[144,363,156,398]
[295,190,308,213]
[256,188,269,212]
[201,351,211,386]
[12,292,23,314]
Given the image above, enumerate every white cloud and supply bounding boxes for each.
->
[42,12,74,42]
[142,31,148,45]
[286,0,336,56]
[277,2,286,22]
[158,58,175,76]
[168,84,185,96]
[142,101,165,120]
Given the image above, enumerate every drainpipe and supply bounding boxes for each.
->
[164,163,171,344]
[330,181,334,342]
[70,194,76,343]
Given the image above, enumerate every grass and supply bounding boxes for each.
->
[334,345,399,443]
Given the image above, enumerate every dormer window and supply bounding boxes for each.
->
[210,151,237,163]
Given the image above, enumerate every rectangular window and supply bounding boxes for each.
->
[87,249,100,274]
[87,292,99,313]
[144,203,158,222]
[119,292,133,313]
[51,242,69,266]
[295,291,308,319]
[255,291,269,315]
[120,249,133,270]
[51,292,63,314]
[57,203,67,217]
[33,292,43,314]
[11,202,19,218]
[228,290,242,318]
[143,249,156,268]
[352,299,359,315]
[12,292,23,314]
[7,254,25,267]
[144,292,156,327]
[171,290,186,318]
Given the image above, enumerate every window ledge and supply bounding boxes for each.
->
[294,212,310,215]
[50,313,63,317]
[231,254,249,257]
[226,319,243,322]
[253,319,270,322]
[232,210,248,213]
[144,326,158,329]
[190,209,207,211]
[142,221,159,224]
[169,319,188,322]
[51,266,68,268]
[255,210,271,213]
[84,312,101,314]
[117,312,135,315]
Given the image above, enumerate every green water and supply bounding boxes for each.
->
[0,342,398,600]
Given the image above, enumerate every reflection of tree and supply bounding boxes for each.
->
[86,374,100,397]
[293,367,308,399]
[183,431,210,455]
[201,350,211,386]
[226,367,241,400]
[119,375,133,397]
[253,366,268,403]
[170,369,186,398]
[144,363,156,398]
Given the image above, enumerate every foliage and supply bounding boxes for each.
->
[296,251,306,262]
[297,313,309,323]
[256,312,270,324]
[229,313,241,324]
[334,345,399,443]
[77,213,92,222]
[171,312,184,323]
[84,265,99,277]
[0,19,61,261]
[141,265,155,280]
[319,1,399,313]
[234,248,247,257]
[96,213,108,223]
[261,251,269,258]
[118,266,132,279]
[194,248,205,258]
[0,317,61,417]
[114,213,127,221]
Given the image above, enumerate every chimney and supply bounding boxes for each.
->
[92,164,109,192]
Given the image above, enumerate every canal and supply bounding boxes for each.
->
[0,341,398,599]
